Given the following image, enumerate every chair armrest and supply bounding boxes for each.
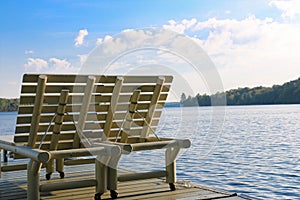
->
[49,145,121,159]
[174,139,191,148]
[96,141,133,154]
[0,140,50,163]
[127,139,191,151]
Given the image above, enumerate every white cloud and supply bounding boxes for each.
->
[24,57,78,73]
[104,35,113,42]
[24,58,48,71]
[74,29,88,47]
[225,10,231,14]
[78,54,88,63]
[163,18,197,34]
[269,0,300,19]
[96,38,103,45]
[86,16,300,93]
[193,15,274,55]
[49,58,74,72]
[85,29,220,97]
[95,35,114,46]
[94,35,113,47]
[24,50,34,54]
[182,18,197,29]
[162,16,300,91]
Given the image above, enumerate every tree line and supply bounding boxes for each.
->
[0,98,19,112]
[1,77,299,111]
[180,77,300,106]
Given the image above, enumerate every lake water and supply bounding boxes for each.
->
[0,105,299,199]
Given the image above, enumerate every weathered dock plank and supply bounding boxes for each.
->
[0,162,252,200]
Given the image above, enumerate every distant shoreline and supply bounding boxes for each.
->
[1,76,299,111]
[1,102,300,113]
[180,77,300,107]
[165,102,300,107]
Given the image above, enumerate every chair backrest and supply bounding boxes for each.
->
[100,76,172,144]
[14,74,173,153]
[73,75,173,144]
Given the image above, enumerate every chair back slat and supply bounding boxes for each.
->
[28,75,47,147]
[73,76,96,148]
[120,90,141,143]
[140,77,165,141]
[103,77,123,138]
[49,89,69,150]
[14,74,173,156]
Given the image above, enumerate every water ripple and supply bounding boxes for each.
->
[1,105,300,199]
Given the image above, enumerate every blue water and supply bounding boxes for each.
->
[0,112,17,135]
[0,105,299,199]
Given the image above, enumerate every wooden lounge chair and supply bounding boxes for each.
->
[0,74,190,200]
[0,74,122,200]
[76,75,191,199]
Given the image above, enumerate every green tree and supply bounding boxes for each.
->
[180,93,187,103]
[178,76,300,107]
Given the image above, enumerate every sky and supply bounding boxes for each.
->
[1,0,300,98]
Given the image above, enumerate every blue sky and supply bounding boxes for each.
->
[1,0,300,98]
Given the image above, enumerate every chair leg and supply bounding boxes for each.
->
[0,149,7,178]
[56,158,65,178]
[110,189,118,199]
[107,167,118,198]
[3,149,8,162]
[165,147,180,190]
[95,157,107,200]
[107,155,121,198]
[95,156,110,200]
[166,161,177,189]
[0,149,2,178]
[46,159,54,180]
[94,192,102,200]
[169,183,176,191]
[27,159,42,200]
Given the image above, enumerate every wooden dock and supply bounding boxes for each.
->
[0,161,253,200]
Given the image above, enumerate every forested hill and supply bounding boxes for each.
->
[181,77,300,106]
[0,98,19,112]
